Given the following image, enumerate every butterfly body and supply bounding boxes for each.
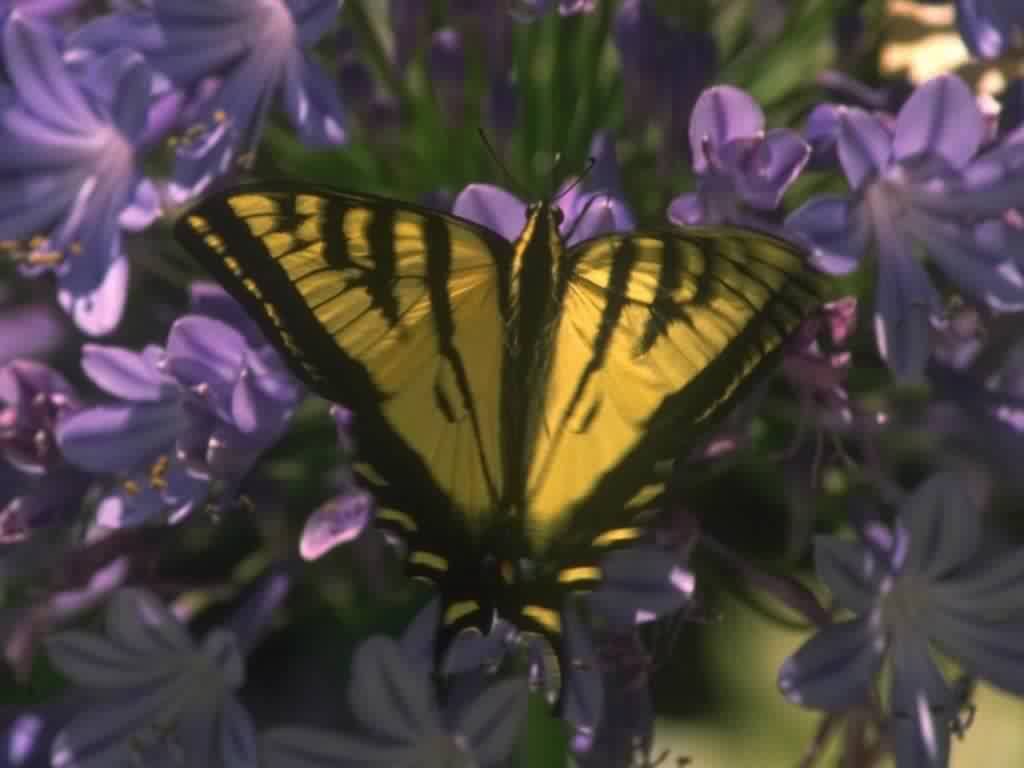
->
[176,181,824,656]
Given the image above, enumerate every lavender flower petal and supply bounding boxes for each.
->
[777,618,884,711]
[80,344,171,402]
[281,50,345,146]
[733,128,811,210]
[893,74,983,169]
[57,402,180,474]
[785,196,867,275]
[836,108,891,191]
[689,85,764,174]
[452,184,527,242]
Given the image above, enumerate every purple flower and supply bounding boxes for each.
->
[299,405,374,562]
[781,296,858,431]
[0,360,89,541]
[0,360,76,475]
[265,599,529,768]
[929,333,1024,492]
[668,85,811,229]
[557,0,597,13]
[778,472,1024,766]
[0,0,85,29]
[803,102,841,169]
[429,27,466,125]
[614,1,717,168]
[56,302,303,527]
[71,0,345,203]
[0,14,159,335]
[952,0,1024,59]
[0,301,64,365]
[187,279,287,352]
[453,132,634,244]
[569,544,694,758]
[512,0,597,18]
[4,0,83,14]
[787,74,1024,379]
[437,541,693,757]
[46,588,258,768]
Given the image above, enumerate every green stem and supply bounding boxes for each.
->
[565,0,614,169]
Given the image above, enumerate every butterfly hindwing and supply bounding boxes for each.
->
[175,183,512,532]
[526,227,825,554]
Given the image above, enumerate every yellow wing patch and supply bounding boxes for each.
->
[176,189,510,533]
[525,229,821,551]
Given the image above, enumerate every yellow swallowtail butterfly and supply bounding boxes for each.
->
[175,181,824,663]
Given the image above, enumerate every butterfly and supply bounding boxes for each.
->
[175,180,824,670]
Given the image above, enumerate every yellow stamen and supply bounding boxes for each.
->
[149,455,170,490]
[29,250,63,266]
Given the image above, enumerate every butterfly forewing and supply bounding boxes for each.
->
[525,228,824,554]
[175,183,511,529]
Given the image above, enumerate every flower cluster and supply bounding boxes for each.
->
[788,74,1024,379]
[55,283,303,527]
[0,1,344,336]
[779,472,1024,766]
[0,360,86,543]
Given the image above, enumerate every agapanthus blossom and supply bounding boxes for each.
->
[512,0,597,18]
[56,287,303,527]
[0,360,89,541]
[787,74,1024,379]
[929,335,1024,490]
[434,540,694,756]
[781,296,858,436]
[948,0,1024,59]
[71,0,345,203]
[0,14,159,335]
[778,472,1024,767]
[0,0,84,25]
[265,598,529,768]
[299,405,374,561]
[668,85,810,230]
[0,0,87,49]
[453,132,634,243]
[47,588,258,767]
[0,300,63,365]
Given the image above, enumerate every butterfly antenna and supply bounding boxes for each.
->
[553,155,597,202]
[478,128,525,197]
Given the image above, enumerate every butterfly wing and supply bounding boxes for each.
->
[525,227,825,556]
[175,182,512,537]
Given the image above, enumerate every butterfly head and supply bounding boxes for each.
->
[526,200,564,227]
[523,200,566,252]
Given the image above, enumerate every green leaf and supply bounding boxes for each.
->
[518,692,568,768]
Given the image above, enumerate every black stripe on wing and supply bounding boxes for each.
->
[174,180,514,569]
[547,226,826,560]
